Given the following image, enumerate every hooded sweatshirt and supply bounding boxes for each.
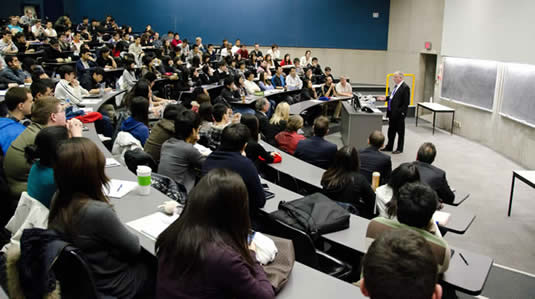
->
[120,116,149,146]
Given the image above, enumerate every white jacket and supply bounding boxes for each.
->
[286,74,303,91]
[112,131,142,162]
[1,192,49,254]
[54,79,89,106]
[244,80,261,95]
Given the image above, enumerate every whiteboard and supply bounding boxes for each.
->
[441,57,497,111]
[501,63,535,127]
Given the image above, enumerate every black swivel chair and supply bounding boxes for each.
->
[257,212,352,280]
[53,246,116,299]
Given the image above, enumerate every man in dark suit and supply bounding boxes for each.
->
[359,130,392,186]
[381,71,410,154]
[294,116,337,169]
[254,98,270,137]
[414,142,455,204]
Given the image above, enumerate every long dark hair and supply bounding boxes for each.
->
[385,162,420,217]
[155,169,254,279]
[240,114,259,142]
[24,126,69,167]
[321,146,360,189]
[48,138,110,238]
[130,96,149,126]
[124,79,151,108]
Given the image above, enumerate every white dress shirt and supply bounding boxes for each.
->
[286,74,303,91]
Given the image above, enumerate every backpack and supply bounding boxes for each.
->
[271,193,350,239]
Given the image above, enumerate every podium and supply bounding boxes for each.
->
[340,102,383,149]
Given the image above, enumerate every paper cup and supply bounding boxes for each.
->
[136,165,152,195]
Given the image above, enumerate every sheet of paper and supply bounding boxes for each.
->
[105,158,121,168]
[127,212,179,240]
[104,179,138,198]
[194,143,212,156]
[80,99,101,105]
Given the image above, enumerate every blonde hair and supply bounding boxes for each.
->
[270,102,290,125]
[286,115,304,132]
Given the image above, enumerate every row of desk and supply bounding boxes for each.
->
[81,91,490,296]
[82,91,367,299]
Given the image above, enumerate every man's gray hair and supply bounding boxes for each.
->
[393,71,404,77]
[255,98,268,111]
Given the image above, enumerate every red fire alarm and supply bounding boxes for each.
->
[425,42,432,50]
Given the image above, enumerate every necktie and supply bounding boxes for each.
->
[388,85,398,111]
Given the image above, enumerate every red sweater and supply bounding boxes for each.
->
[275,131,305,154]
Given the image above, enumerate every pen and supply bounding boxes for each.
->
[459,252,469,265]
[117,184,123,192]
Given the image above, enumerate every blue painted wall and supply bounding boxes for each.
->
[67,0,390,50]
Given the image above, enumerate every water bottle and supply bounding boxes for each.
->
[100,83,105,95]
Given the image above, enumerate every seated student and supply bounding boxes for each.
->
[207,103,235,150]
[220,42,232,57]
[44,39,65,62]
[293,58,304,76]
[254,98,271,135]
[0,56,31,84]
[159,110,206,192]
[301,79,318,101]
[414,143,455,204]
[271,66,286,89]
[322,66,334,83]
[258,71,274,91]
[359,130,392,186]
[4,97,79,200]
[231,39,241,55]
[321,146,376,218]
[220,76,254,115]
[25,126,75,208]
[80,67,112,94]
[198,102,213,147]
[120,96,150,146]
[310,57,323,76]
[335,76,352,96]
[320,76,338,97]
[0,31,18,57]
[265,102,289,144]
[234,75,247,98]
[367,182,451,273]
[241,114,278,167]
[13,32,31,54]
[120,58,138,90]
[156,168,275,299]
[280,54,292,66]
[304,67,318,84]
[44,21,57,38]
[375,162,420,219]
[300,50,312,67]
[286,67,303,91]
[30,78,55,100]
[144,104,182,163]
[236,44,249,60]
[142,72,171,107]
[76,48,97,78]
[275,115,305,154]
[257,60,272,78]
[243,71,261,95]
[264,54,275,69]
[360,229,443,299]
[214,61,229,83]
[236,61,247,79]
[266,44,280,60]
[96,46,117,69]
[48,137,155,298]
[54,65,90,106]
[141,55,161,77]
[0,87,32,155]
[202,124,267,225]
[294,116,337,169]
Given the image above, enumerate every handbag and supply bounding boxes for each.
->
[261,234,295,293]
[271,193,350,239]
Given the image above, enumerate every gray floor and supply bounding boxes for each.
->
[324,118,535,275]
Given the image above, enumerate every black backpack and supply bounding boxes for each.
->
[271,193,350,239]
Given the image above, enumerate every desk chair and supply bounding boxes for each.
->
[258,212,352,280]
[53,246,116,299]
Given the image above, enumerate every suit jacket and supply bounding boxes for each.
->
[294,136,337,169]
[255,111,269,137]
[414,161,455,204]
[359,146,392,186]
[386,81,410,119]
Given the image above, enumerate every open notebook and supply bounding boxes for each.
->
[127,212,180,240]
